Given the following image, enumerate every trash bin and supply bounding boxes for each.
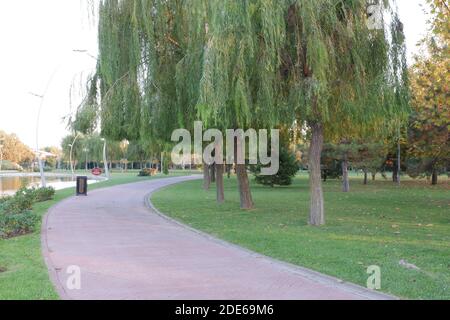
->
[76,176,88,196]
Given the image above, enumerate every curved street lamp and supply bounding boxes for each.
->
[29,67,59,188]
[83,148,89,171]
[73,50,110,180]
[101,138,110,179]
[69,133,81,180]
[0,137,4,172]
[29,92,47,188]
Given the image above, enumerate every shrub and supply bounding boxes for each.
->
[15,187,36,199]
[163,161,169,175]
[13,187,55,203]
[252,147,299,187]
[33,187,55,202]
[32,166,52,173]
[0,211,38,239]
[0,186,54,239]
[138,168,158,177]
[0,192,34,215]
[0,160,23,171]
[0,196,13,205]
[321,159,342,181]
[138,168,152,176]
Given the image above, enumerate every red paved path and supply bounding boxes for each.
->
[42,176,394,300]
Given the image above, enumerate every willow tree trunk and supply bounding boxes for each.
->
[308,123,325,226]
[216,164,225,203]
[226,164,232,179]
[236,163,253,209]
[372,173,376,181]
[431,169,438,185]
[363,171,368,185]
[210,164,216,183]
[203,163,211,190]
[233,136,253,209]
[392,166,398,183]
[342,159,350,192]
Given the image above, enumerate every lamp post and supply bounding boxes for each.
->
[73,50,110,179]
[84,148,89,171]
[68,144,72,175]
[29,67,59,188]
[397,127,401,186]
[69,133,81,180]
[0,137,4,172]
[0,138,4,172]
[101,138,110,178]
[29,92,47,187]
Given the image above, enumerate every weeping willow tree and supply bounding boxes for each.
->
[81,0,287,209]
[77,0,408,222]
[277,0,409,225]
[192,1,288,208]
[317,8,409,194]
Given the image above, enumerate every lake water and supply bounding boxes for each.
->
[0,176,75,196]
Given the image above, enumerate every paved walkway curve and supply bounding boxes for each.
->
[42,176,394,300]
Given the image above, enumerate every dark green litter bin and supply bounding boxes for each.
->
[76,176,88,196]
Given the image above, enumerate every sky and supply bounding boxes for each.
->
[0,0,429,149]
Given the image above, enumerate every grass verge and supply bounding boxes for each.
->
[0,171,194,300]
[151,174,450,300]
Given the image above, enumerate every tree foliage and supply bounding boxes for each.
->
[78,0,410,220]
[0,130,35,165]
[252,147,299,187]
[408,0,449,182]
[81,1,407,141]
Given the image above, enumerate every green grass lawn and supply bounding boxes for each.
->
[151,173,450,300]
[0,170,195,300]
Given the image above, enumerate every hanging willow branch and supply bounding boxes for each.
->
[76,0,409,145]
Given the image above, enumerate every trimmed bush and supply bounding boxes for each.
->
[0,186,55,239]
[33,187,55,202]
[0,211,38,239]
[138,169,152,176]
[0,160,23,171]
[0,196,12,205]
[163,161,169,175]
[0,192,34,215]
[32,166,53,173]
[252,147,299,187]
[14,186,55,203]
[138,168,158,177]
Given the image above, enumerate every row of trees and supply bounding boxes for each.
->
[308,0,449,189]
[408,0,449,185]
[60,134,163,171]
[71,0,443,226]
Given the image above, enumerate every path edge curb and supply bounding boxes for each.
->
[41,196,75,300]
[145,181,399,301]
[40,175,399,301]
[41,175,201,300]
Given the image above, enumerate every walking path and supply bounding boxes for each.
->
[42,176,394,300]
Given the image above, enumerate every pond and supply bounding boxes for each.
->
[0,176,75,196]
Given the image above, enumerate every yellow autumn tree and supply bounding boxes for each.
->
[0,130,35,166]
[409,0,449,184]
